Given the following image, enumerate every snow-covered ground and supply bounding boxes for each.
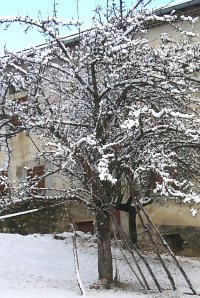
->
[0,232,200,298]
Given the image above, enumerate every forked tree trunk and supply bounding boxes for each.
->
[96,210,113,287]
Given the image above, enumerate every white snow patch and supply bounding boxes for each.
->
[0,232,199,298]
[191,208,198,216]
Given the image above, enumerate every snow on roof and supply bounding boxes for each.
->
[156,0,200,15]
[167,0,200,8]
[169,0,195,6]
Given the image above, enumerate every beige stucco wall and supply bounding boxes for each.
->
[9,132,40,179]
[142,200,200,226]
[4,130,72,188]
[146,18,200,47]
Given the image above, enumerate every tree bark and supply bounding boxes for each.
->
[96,210,113,287]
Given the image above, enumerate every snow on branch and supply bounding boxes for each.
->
[0,209,38,220]
[0,15,80,27]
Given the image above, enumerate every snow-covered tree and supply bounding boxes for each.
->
[0,0,200,288]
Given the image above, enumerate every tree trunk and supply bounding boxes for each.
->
[96,210,113,287]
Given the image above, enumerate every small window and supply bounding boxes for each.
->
[148,172,163,190]
[76,221,94,233]
[150,169,182,192]
[27,165,45,189]
[0,171,9,196]
[9,84,27,101]
[16,95,28,103]
[10,93,28,127]
[10,115,21,127]
[9,85,16,96]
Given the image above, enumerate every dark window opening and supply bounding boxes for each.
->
[76,221,94,234]
[9,85,16,95]
[10,95,28,127]
[0,171,9,196]
[27,165,45,194]
[162,232,184,253]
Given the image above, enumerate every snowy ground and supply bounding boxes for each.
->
[0,232,200,298]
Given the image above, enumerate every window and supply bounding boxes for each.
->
[149,169,182,193]
[0,171,9,196]
[27,165,45,193]
[9,87,28,127]
[9,85,16,95]
[76,220,94,233]
[10,114,22,127]
[8,86,27,102]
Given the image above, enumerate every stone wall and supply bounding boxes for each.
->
[1,202,200,257]
[0,200,94,235]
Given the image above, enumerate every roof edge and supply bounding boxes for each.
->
[155,0,200,15]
